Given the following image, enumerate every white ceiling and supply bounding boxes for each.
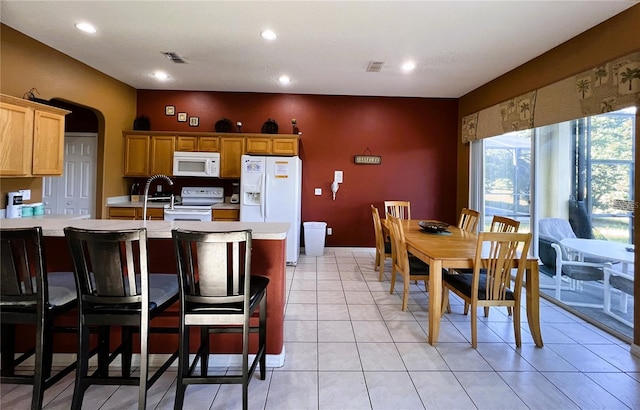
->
[1,1,637,98]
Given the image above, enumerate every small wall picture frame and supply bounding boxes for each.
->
[177,112,187,122]
[165,105,175,116]
[189,116,199,127]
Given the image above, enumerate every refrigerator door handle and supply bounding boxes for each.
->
[260,173,266,219]
[263,172,268,219]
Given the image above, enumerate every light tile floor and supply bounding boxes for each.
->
[2,248,640,409]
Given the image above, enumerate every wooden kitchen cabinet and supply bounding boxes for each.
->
[123,134,150,176]
[123,134,175,176]
[0,94,69,177]
[0,101,32,176]
[122,130,298,177]
[136,207,164,220]
[212,209,240,221]
[245,135,298,156]
[175,136,219,152]
[219,137,245,178]
[108,206,163,220]
[175,136,197,152]
[272,137,299,155]
[199,137,220,152]
[108,207,137,220]
[149,135,175,175]
[245,137,272,154]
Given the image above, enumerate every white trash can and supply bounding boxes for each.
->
[303,222,327,256]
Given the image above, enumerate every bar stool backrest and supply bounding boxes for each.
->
[1,227,46,310]
[64,227,149,308]
[173,229,251,308]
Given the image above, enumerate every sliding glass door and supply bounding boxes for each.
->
[470,107,636,340]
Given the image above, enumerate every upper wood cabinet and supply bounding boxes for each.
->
[245,137,271,154]
[123,134,175,176]
[149,136,175,175]
[219,137,245,178]
[245,135,298,156]
[122,130,298,178]
[0,94,69,177]
[175,136,219,152]
[271,137,299,156]
[123,134,150,176]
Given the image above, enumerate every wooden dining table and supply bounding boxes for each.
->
[383,219,544,347]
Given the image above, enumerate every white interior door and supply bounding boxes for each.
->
[42,133,97,216]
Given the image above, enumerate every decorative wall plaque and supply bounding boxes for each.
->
[354,155,381,165]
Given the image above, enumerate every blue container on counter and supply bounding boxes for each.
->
[21,205,34,217]
[32,202,45,215]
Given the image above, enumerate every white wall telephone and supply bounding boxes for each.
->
[331,180,340,200]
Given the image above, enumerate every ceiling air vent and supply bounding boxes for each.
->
[366,61,385,72]
[162,52,187,64]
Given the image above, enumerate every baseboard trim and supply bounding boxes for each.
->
[301,246,376,255]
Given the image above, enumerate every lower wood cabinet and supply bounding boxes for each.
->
[212,209,240,221]
[108,207,238,221]
[108,207,164,220]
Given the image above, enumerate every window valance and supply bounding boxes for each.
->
[462,50,640,143]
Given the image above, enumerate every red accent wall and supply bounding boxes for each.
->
[137,90,458,247]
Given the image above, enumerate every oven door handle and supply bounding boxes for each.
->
[165,209,211,216]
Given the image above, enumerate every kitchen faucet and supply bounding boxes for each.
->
[142,174,174,221]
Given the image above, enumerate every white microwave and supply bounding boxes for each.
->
[173,151,220,177]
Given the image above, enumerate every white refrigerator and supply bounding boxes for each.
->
[240,155,302,265]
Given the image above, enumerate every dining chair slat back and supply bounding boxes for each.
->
[384,201,411,220]
[490,215,520,233]
[371,205,392,281]
[388,215,430,311]
[458,208,480,233]
[442,231,532,348]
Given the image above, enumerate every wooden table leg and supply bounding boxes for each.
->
[526,262,544,347]
[428,259,442,345]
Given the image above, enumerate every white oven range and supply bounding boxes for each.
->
[163,187,224,222]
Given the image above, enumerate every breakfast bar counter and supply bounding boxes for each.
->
[0,218,289,367]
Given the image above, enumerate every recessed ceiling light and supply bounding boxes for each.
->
[402,62,416,72]
[153,71,169,81]
[76,23,97,34]
[278,75,290,84]
[261,30,277,40]
[75,22,96,34]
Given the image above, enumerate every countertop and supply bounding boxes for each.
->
[1,214,90,220]
[0,218,288,240]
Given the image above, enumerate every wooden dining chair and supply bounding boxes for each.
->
[384,201,411,220]
[371,205,392,281]
[64,227,179,410]
[442,231,532,348]
[449,215,522,316]
[458,208,480,233]
[1,227,77,410]
[387,215,430,311]
[490,215,520,233]
[475,215,521,316]
[172,228,268,410]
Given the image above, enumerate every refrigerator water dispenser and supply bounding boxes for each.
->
[243,185,261,205]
